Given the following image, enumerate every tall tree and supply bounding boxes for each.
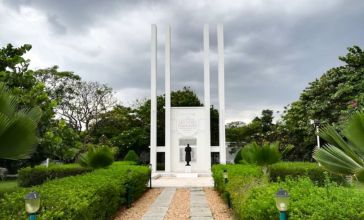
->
[279,45,364,160]
[58,81,115,131]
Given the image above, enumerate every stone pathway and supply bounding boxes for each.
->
[141,188,176,220]
[190,188,213,220]
[141,187,213,220]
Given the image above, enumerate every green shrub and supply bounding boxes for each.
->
[212,164,362,220]
[233,148,242,164]
[239,177,364,220]
[269,162,346,185]
[212,164,263,193]
[123,150,139,163]
[18,163,91,187]
[0,162,150,219]
[79,146,114,169]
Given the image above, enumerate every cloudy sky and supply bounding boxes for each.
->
[1,0,364,123]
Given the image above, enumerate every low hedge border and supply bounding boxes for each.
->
[212,163,363,220]
[0,162,150,219]
[237,177,364,219]
[18,164,91,187]
[269,162,347,185]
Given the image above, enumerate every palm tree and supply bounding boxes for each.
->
[313,112,364,183]
[0,83,42,160]
[241,142,282,175]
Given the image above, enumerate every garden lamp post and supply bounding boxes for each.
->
[223,169,231,208]
[310,119,320,148]
[223,169,228,184]
[148,164,152,189]
[24,192,40,220]
[275,188,289,220]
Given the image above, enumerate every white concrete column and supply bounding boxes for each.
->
[204,24,212,169]
[217,24,226,164]
[165,25,171,173]
[150,24,157,172]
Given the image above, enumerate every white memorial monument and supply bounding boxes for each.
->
[150,24,226,176]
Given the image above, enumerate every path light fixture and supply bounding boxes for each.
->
[223,169,228,184]
[275,188,289,220]
[24,191,40,220]
[126,169,132,208]
[148,164,152,189]
[310,119,321,148]
[223,169,231,208]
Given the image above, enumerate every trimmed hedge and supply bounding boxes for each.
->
[238,177,364,219]
[212,164,364,220]
[18,163,91,187]
[269,162,346,185]
[0,162,150,219]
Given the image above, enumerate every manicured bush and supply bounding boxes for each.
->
[79,146,115,169]
[238,177,364,220]
[212,164,363,220]
[233,148,242,164]
[124,150,139,163]
[0,162,149,219]
[212,164,264,194]
[269,162,346,185]
[18,163,91,187]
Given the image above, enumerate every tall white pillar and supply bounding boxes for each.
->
[150,24,157,172]
[204,24,212,168]
[217,24,226,164]
[165,25,171,173]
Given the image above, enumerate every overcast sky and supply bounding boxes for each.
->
[1,0,364,123]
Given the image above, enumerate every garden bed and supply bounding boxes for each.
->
[212,163,364,219]
[0,162,149,219]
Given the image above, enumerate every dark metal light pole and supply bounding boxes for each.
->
[223,169,231,208]
[148,164,152,189]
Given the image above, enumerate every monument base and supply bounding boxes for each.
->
[176,173,198,178]
[184,165,192,173]
[175,165,198,178]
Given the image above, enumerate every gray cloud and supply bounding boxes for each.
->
[1,0,364,122]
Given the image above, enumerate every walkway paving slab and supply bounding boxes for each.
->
[141,188,176,220]
[190,187,213,219]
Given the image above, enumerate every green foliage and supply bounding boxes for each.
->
[124,150,139,163]
[269,162,346,185]
[0,83,42,160]
[0,180,18,198]
[17,163,91,187]
[226,109,277,154]
[42,119,82,162]
[313,112,364,182]
[212,164,263,193]
[233,148,243,164]
[212,164,364,220]
[279,46,364,160]
[240,142,281,174]
[78,146,115,169]
[0,162,149,219]
[237,177,364,220]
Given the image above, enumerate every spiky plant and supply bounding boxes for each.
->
[78,146,114,169]
[241,142,282,175]
[313,112,364,183]
[0,83,42,160]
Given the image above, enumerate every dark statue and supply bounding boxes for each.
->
[185,144,192,166]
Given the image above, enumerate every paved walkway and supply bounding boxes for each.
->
[190,188,213,220]
[141,187,213,220]
[141,188,176,220]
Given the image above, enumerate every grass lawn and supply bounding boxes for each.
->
[0,180,19,196]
